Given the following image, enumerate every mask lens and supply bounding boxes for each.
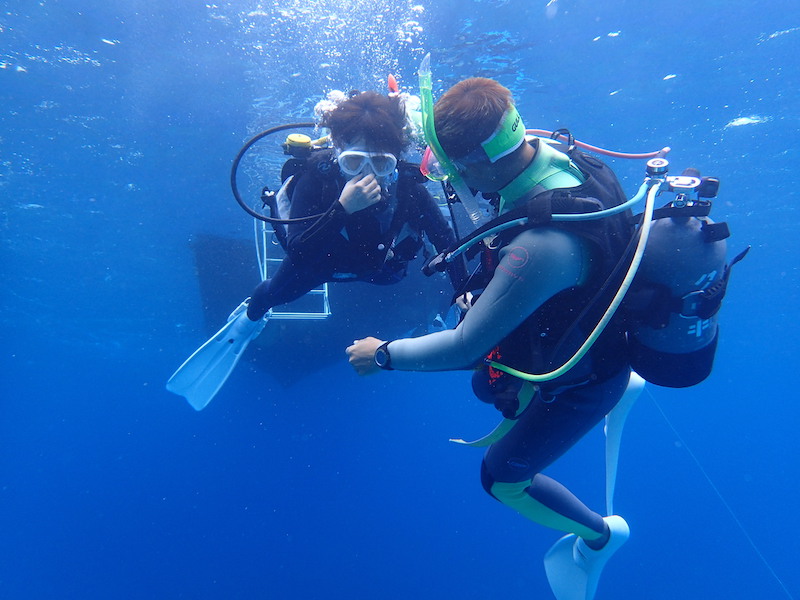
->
[338,151,368,175]
[369,153,397,177]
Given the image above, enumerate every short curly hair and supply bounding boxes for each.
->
[321,91,409,156]
[433,78,513,159]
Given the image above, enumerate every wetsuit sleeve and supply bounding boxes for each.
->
[386,228,592,371]
[409,182,468,290]
[285,168,347,260]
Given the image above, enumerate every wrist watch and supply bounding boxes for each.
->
[374,341,393,370]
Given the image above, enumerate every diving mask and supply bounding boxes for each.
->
[337,150,398,178]
[420,146,451,181]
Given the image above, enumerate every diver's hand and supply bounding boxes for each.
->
[346,336,384,376]
[338,173,382,214]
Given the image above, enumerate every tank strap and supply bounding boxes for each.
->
[630,245,750,324]
[632,202,730,244]
[683,245,750,319]
[631,201,711,223]
[701,220,730,243]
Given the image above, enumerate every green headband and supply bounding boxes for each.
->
[481,105,525,162]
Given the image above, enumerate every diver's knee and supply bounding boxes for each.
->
[481,461,531,504]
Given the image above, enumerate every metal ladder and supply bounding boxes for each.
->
[254,219,331,320]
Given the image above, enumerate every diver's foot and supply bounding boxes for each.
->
[228,298,252,322]
[543,515,630,600]
[583,521,609,550]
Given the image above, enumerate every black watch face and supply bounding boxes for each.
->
[375,348,389,367]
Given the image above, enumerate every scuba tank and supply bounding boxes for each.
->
[626,169,744,387]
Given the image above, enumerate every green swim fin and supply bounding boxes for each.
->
[167,300,267,411]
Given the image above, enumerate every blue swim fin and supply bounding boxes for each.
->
[605,371,645,515]
[543,515,630,600]
[166,300,267,411]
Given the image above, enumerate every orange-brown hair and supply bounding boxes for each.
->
[320,91,409,156]
[433,78,513,158]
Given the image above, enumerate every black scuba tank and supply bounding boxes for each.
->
[627,172,729,387]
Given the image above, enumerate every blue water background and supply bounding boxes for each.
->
[2,1,798,598]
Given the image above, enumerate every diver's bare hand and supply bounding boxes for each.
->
[346,336,384,376]
[338,173,382,214]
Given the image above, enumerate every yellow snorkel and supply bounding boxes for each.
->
[418,53,487,226]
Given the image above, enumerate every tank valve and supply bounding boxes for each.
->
[283,133,313,158]
[646,157,669,177]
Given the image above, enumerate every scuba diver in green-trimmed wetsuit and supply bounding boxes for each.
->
[347,77,635,600]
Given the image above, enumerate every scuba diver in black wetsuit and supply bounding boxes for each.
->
[167,90,466,411]
[347,72,745,600]
[246,93,463,318]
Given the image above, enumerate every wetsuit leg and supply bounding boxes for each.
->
[481,368,629,540]
[246,255,330,320]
